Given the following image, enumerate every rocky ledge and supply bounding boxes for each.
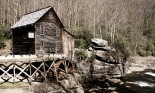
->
[76,38,126,79]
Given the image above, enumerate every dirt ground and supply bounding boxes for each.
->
[0,82,33,93]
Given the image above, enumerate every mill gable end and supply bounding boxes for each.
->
[11,6,74,60]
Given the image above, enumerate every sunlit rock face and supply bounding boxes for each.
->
[76,38,126,79]
[90,38,125,78]
[91,38,108,47]
[59,74,84,93]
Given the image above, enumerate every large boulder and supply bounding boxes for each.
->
[91,60,123,78]
[95,50,119,64]
[60,74,77,89]
[74,86,84,93]
[59,74,84,93]
[95,50,106,59]
[60,79,70,89]
[91,38,108,47]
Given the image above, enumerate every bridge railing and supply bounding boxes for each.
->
[0,54,65,63]
[0,54,67,83]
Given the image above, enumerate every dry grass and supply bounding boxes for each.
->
[0,82,33,93]
[0,40,11,56]
[0,82,30,89]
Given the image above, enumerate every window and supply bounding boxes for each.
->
[49,43,55,53]
[28,32,34,38]
[56,27,60,37]
[40,23,44,35]
[55,41,60,53]
[40,41,44,50]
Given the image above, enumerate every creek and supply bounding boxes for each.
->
[82,69,155,93]
[122,69,155,93]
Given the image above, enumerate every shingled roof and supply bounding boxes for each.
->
[11,6,52,29]
[11,6,74,37]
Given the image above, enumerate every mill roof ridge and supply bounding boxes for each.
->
[11,6,52,29]
[11,6,74,37]
[24,6,52,16]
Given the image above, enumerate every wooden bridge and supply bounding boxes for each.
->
[0,54,73,84]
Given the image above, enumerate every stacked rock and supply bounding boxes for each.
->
[91,38,119,63]
[89,38,124,78]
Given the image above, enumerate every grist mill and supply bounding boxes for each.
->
[0,6,74,83]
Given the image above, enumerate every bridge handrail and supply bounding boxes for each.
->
[0,54,65,63]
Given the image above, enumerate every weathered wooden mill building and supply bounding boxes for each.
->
[11,6,74,60]
[0,6,74,83]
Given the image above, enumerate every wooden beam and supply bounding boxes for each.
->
[0,54,65,63]
[13,61,15,84]
[0,54,68,83]
[29,61,32,85]
[15,64,30,78]
[31,62,44,77]
[45,60,55,72]
[0,66,13,78]
[43,60,46,81]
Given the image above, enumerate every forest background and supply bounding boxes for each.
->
[0,0,155,58]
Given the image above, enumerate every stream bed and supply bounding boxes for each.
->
[121,69,155,93]
[83,69,155,93]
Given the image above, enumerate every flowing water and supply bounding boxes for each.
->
[83,69,155,93]
[122,69,155,93]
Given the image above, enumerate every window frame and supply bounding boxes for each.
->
[56,41,60,52]
[40,41,44,50]
[40,23,44,35]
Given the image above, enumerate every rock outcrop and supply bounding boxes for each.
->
[59,74,84,93]
[76,38,126,79]
[91,38,108,47]
[33,73,84,93]
[92,38,125,78]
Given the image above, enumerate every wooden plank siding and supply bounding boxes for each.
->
[11,6,74,61]
[62,30,74,60]
[12,25,35,54]
[35,9,63,54]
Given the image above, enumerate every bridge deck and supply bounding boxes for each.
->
[0,54,65,63]
[0,54,66,83]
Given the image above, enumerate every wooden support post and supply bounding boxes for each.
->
[43,60,46,81]
[13,55,15,84]
[29,55,32,85]
[30,62,32,85]
[53,60,59,82]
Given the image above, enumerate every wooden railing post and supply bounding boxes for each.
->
[43,60,46,81]
[29,54,32,85]
[13,55,15,84]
